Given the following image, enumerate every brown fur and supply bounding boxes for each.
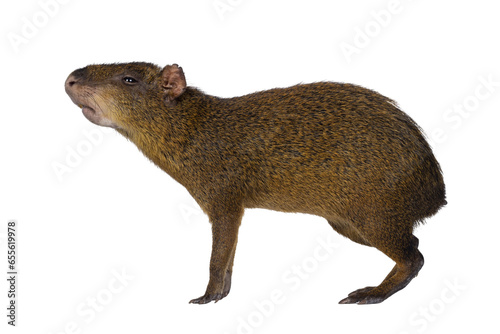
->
[65,62,446,305]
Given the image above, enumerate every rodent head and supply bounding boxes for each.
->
[65,62,187,131]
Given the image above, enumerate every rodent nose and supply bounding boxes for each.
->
[66,75,77,87]
[65,74,78,95]
[65,68,86,90]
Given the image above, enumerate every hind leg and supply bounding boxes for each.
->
[339,231,424,305]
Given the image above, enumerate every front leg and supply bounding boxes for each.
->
[222,243,237,298]
[189,208,242,304]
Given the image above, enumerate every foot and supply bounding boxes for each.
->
[189,270,232,304]
[189,291,225,304]
[339,251,424,305]
[339,286,387,304]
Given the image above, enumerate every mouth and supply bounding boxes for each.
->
[76,102,117,129]
[66,81,117,129]
[78,103,103,126]
[80,105,96,118]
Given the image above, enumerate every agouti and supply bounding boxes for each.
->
[65,62,446,305]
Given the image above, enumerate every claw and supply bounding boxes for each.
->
[189,292,224,304]
[339,286,385,305]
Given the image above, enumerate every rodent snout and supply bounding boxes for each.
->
[64,68,85,92]
[64,74,77,92]
[65,68,119,129]
[65,68,89,108]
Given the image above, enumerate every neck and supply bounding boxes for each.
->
[116,87,219,183]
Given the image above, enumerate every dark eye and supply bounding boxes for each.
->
[123,76,138,85]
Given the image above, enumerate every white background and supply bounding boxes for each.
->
[1,0,499,333]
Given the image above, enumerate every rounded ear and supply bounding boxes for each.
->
[161,64,186,104]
